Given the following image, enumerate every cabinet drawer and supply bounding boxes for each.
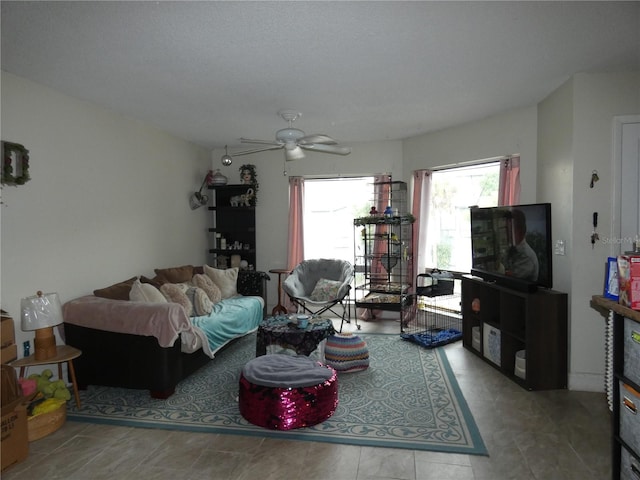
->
[620,381,640,456]
[624,317,640,386]
[621,444,640,480]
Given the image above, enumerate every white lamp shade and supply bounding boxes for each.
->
[20,292,63,331]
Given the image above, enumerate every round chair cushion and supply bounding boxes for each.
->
[324,333,370,372]
[239,354,338,430]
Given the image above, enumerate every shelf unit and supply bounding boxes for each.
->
[207,184,256,269]
[461,275,568,390]
[591,296,640,480]
[353,181,414,331]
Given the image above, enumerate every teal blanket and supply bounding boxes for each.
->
[191,296,263,357]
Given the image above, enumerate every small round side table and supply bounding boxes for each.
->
[11,344,82,408]
[269,268,291,316]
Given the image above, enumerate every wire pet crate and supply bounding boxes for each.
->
[401,275,462,348]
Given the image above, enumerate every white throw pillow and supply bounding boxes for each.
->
[185,287,213,316]
[192,273,222,304]
[204,265,238,299]
[160,283,193,315]
[309,278,342,302]
[129,279,167,303]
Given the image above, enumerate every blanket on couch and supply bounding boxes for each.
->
[191,296,263,356]
[63,295,264,359]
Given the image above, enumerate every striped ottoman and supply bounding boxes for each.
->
[239,354,338,430]
[324,333,369,372]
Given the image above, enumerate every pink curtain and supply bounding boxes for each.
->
[498,155,521,206]
[411,170,432,284]
[285,176,305,312]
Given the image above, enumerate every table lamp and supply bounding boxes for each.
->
[20,291,63,361]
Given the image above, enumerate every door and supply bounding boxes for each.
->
[612,116,640,255]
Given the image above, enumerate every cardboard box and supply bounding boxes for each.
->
[1,403,28,471]
[0,314,17,364]
[0,315,15,348]
[0,344,17,365]
[618,254,640,310]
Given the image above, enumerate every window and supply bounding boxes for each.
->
[303,177,376,261]
[425,162,500,273]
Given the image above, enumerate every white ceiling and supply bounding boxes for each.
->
[2,1,639,151]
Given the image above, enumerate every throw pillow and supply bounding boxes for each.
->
[160,283,193,315]
[154,265,194,284]
[192,273,222,304]
[309,278,343,302]
[140,275,164,288]
[185,287,213,316]
[93,277,137,301]
[129,279,167,303]
[204,265,238,299]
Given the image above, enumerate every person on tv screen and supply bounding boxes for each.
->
[503,208,539,282]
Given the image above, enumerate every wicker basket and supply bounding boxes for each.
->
[27,401,66,441]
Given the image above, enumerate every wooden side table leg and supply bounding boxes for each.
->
[271,271,289,316]
[67,360,81,408]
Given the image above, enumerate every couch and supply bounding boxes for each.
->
[62,265,268,399]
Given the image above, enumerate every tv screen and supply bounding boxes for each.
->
[470,203,553,291]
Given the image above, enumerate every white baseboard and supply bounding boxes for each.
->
[569,373,605,392]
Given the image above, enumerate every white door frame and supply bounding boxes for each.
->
[611,114,640,256]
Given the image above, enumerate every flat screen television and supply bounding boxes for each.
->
[470,203,553,292]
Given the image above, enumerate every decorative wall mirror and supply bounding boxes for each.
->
[1,141,30,185]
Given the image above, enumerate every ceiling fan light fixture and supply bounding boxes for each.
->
[220,145,233,166]
[285,145,305,161]
[276,127,305,142]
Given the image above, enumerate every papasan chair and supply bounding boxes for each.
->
[283,258,355,332]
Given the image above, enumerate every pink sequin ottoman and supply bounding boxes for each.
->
[239,354,338,430]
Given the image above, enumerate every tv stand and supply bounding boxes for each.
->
[461,275,568,390]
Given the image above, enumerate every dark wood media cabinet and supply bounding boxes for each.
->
[461,275,568,390]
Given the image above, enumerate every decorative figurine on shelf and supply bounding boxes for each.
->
[239,164,259,205]
[369,206,378,216]
[384,206,393,217]
[229,188,255,207]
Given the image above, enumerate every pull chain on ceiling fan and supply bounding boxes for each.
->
[221,110,351,165]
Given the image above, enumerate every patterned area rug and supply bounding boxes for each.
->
[67,332,487,455]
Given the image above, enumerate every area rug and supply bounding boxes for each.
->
[67,332,487,455]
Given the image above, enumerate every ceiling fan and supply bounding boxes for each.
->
[229,110,351,162]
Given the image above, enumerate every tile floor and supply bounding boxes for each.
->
[2,317,611,480]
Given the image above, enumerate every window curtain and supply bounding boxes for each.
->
[411,170,433,283]
[285,176,305,312]
[498,155,521,206]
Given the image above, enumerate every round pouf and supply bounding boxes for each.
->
[324,333,369,372]
[239,355,338,430]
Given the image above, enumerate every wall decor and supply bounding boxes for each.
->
[239,164,258,205]
[1,141,30,185]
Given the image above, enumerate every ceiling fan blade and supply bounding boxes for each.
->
[299,134,337,145]
[240,138,282,146]
[231,145,284,157]
[300,143,352,155]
